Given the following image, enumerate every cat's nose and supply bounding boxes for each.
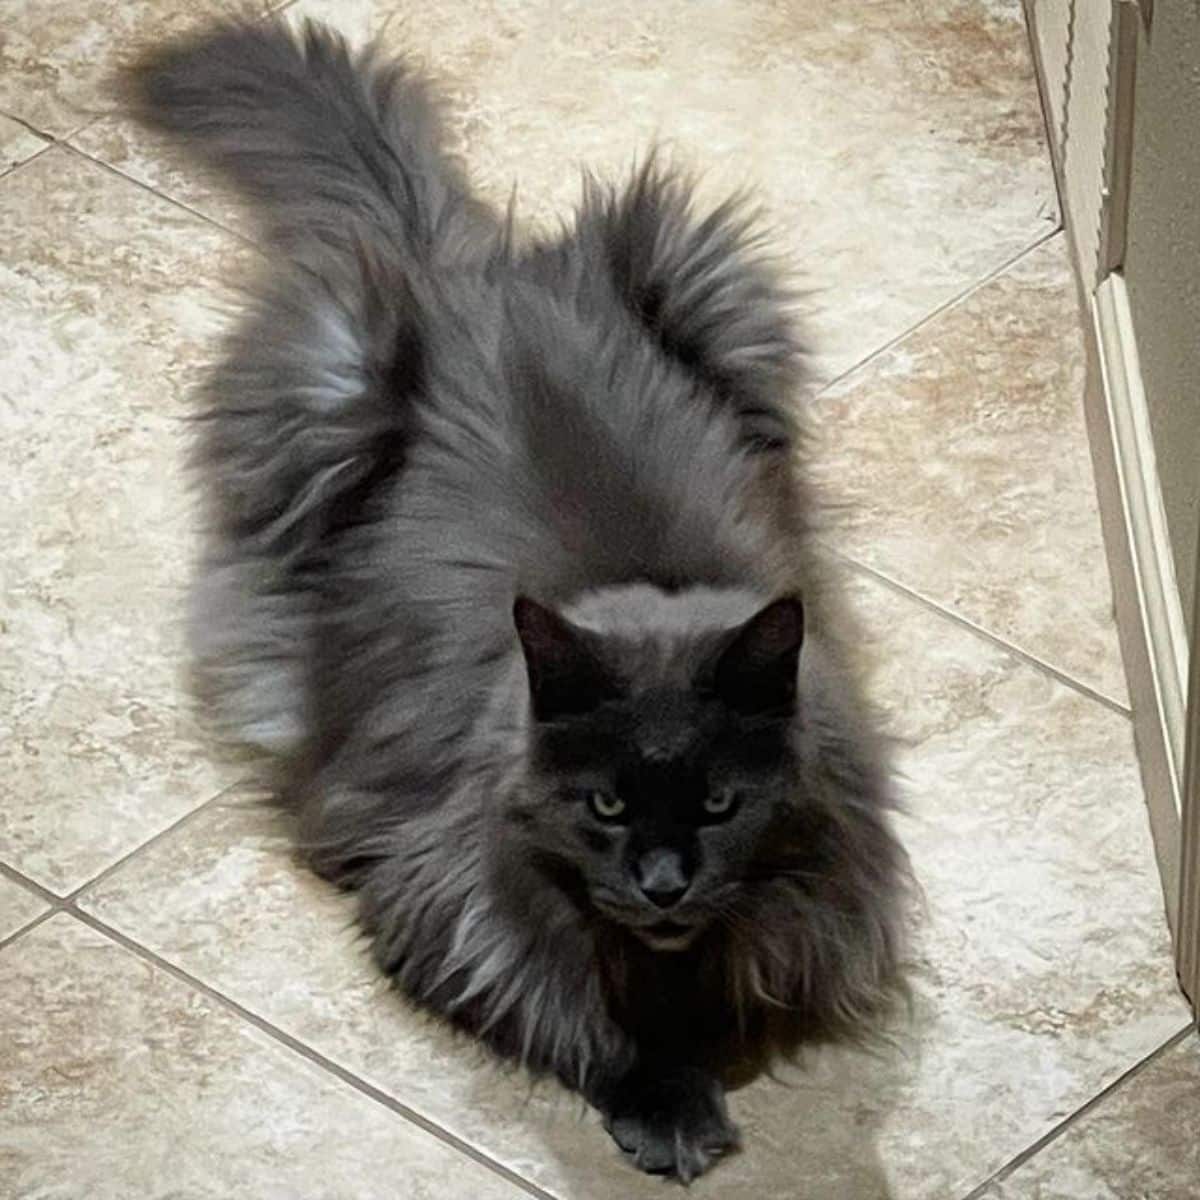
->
[635,848,690,908]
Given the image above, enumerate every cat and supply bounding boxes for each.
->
[127,16,910,1181]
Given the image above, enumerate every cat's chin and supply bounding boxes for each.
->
[631,920,702,953]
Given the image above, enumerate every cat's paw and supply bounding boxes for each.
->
[603,1067,740,1183]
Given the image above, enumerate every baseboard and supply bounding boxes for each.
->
[1180,582,1200,1007]
[1089,273,1186,934]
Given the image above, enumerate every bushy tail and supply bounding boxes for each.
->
[126,17,495,753]
[125,15,494,258]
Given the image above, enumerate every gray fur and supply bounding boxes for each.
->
[128,16,910,1182]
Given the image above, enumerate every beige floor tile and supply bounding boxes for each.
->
[0,0,278,141]
[0,148,246,893]
[813,235,1127,707]
[0,874,48,942]
[0,113,48,176]
[70,116,256,239]
[75,0,1056,377]
[0,913,527,1199]
[977,1032,1200,1200]
[80,573,1186,1198]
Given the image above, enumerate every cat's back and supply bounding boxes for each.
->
[399,262,771,599]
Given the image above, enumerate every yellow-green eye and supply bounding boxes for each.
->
[703,789,738,818]
[588,790,626,820]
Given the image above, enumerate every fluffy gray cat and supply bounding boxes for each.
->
[128,17,910,1181]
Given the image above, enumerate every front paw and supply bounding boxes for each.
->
[603,1067,740,1182]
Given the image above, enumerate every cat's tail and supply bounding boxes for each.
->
[123,18,496,756]
[124,17,488,564]
[124,15,495,260]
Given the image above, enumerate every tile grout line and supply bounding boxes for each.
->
[65,778,258,903]
[0,907,61,953]
[827,547,1132,717]
[0,777,253,949]
[65,907,557,1200]
[0,107,56,140]
[0,111,100,183]
[0,860,65,951]
[0,858,62,906]
[958,1023,1196,1199]
[0,106,85,161]
[63,141,262,253]
[1,139,58,183]
[813,222,1064,400]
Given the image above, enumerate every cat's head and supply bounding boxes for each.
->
[509,586,805,952]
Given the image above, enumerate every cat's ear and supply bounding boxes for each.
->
[513,598,617,721]
[713,596,804,716]
[577,156,803,450]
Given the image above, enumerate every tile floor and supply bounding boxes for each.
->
[1,2,1196,1197]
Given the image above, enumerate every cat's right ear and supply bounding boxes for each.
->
[712,596,804,717]
[513,598,617,721]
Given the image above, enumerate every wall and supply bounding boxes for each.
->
[1123,0,1200,622]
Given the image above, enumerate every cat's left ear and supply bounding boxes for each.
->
[513,597,618,721]
[712,596,804,716]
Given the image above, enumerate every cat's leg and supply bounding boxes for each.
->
[593,1060,740,1182]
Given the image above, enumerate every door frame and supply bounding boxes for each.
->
[1025,0,1197,1012]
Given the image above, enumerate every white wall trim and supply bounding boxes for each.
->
[1180,560,1200,1005]
[1093,273,1189,813]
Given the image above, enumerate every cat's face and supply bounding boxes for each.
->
[512,594,803,951]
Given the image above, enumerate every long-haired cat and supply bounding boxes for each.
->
[128,17,910,1181]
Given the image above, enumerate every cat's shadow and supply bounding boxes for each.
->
[478,1005,928,1200]
[721,1037,914,1200]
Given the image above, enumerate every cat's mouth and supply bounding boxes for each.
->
[634,920,701,952]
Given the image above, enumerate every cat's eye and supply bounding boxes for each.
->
[587,790,627,821]
[702,789,739,820]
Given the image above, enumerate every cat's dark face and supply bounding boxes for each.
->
[512,594,803,951]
